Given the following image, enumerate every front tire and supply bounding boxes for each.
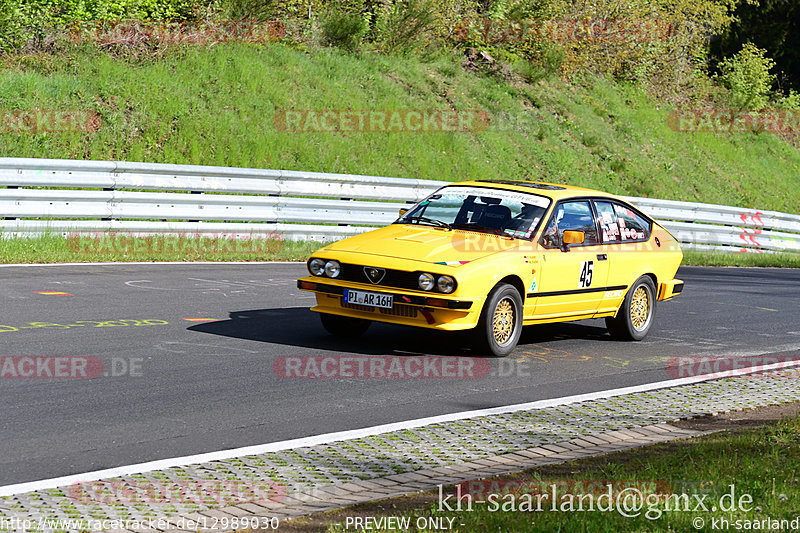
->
[474,283,523,357]
[319,313,371,338]
[606,276,656,341]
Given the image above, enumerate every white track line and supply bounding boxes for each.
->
[2,358,800,497]
[0,261,303,268]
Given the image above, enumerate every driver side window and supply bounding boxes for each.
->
[540,201,599,249]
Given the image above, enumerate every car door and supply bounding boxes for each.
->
[532,200,610,319]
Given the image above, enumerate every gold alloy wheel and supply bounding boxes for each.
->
[630,286,651,330]
[492,298,515,345]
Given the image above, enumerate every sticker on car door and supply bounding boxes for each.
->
[579,260,594,288]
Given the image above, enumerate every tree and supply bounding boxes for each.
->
[711,0,800,93]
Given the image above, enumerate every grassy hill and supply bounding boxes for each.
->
[2,43,800,214]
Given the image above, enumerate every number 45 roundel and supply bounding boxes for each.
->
[579,260,594,288]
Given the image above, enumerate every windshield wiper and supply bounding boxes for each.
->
[401,216,452,230]
[451,223,521,239]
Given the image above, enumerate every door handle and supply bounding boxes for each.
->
[596,254,608,261]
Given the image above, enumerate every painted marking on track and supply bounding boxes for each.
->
[180,318,218,322]
[712,301,779,312]
[32,291,74,296]
[0,319,170,334]
[510,344,590,364]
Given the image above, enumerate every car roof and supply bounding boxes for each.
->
[445,180,620,202]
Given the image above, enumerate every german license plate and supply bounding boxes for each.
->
[343,289,393,309]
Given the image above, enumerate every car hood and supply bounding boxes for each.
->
[323,224,521,264]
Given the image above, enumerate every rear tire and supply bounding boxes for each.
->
[474,283,523,357]
[320,313,371,338]
[606,276,656,341]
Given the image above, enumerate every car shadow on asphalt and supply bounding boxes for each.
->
[187,307,616,357]
[519,321,614,344]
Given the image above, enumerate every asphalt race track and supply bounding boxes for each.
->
[2,263,800,486]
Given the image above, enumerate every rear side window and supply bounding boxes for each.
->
[594,201,622,243]
[613,203,651,242]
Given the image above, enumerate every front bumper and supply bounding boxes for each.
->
[297,278,482,330]
[658,279,684,301]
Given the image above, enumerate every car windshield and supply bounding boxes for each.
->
[397,185,551,239]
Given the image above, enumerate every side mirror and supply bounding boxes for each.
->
[398,208,409,217]
[561,230,584,251]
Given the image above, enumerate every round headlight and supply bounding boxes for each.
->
[309,258,326,276]
[437,275,455,293]
[324,260,341,278]
[418,273,435,291]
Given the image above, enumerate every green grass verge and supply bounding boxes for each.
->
[2,44,800,214]
[0,233,322,263]
[682,250,800,268]
[327,417,800,532]
[3,234,800,267]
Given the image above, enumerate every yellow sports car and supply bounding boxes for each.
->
[297,181,684,356]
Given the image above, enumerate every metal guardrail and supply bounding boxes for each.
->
[0,158,427,242]
[620,197,800,254]
[1,157,799,253]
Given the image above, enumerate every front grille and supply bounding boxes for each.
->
[338,263,420,291]
[341,299,418,317]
